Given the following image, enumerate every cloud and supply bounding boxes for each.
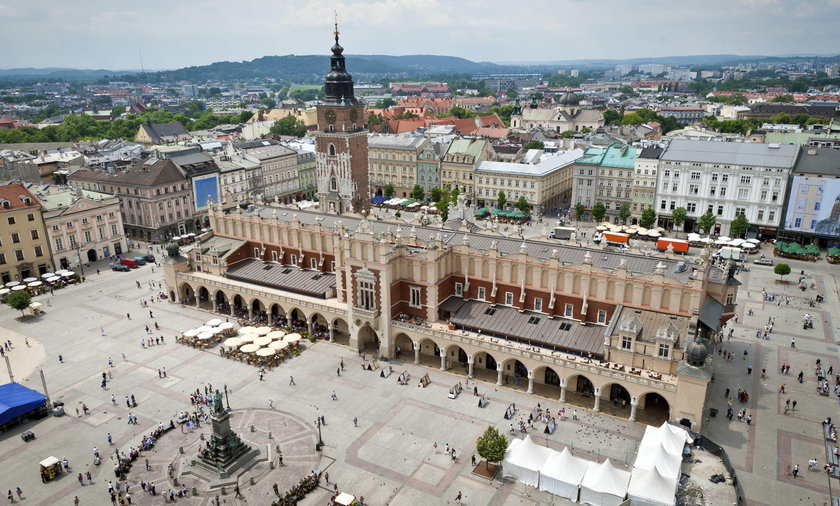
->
[0,0,837,69]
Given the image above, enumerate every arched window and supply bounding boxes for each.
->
[328,144,336,156]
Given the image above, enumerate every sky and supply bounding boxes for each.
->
[1,0,838,70]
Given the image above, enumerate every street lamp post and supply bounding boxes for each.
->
[315,418,324,451]
[75,243,86,277]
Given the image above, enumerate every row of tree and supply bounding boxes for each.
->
[573,201,751,236]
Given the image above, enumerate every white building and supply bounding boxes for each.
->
[657,140,799,237]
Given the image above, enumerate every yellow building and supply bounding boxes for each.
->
[0,184,53,283]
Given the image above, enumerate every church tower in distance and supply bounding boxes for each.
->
[315,20,369,215]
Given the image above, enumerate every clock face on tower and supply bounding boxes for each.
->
[349,109,358,122]
[325,109,337,124]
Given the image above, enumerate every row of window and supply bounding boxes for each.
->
[3,229,40,244]
[477,177,536,189]
[619,336,670,358]
[0,246,44,264]
[53,224,119,251]
[6,213,35,225]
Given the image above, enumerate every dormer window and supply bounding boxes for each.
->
[0,200,10,209]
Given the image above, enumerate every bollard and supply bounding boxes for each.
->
[250,425,255,432]
[268,431,272,439]
[250,477,255,485]
[275,445,280,453]
[270,461,275,469]
[220,486,226,495]
[179,446,184,454]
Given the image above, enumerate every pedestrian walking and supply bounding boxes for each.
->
[126,313,131,320]
[747,365,752,375]
[324,471,330,484]
[269,399,273,409]
[77,473,84,485]
[572,409,578,420]
[149,310,154,318]
[99,328,105,336]
[340,358,344,371]
[792,400,797,411]
[747,414,752,425]
[14,489,21,500]
[743,350,748,360]
[289,376,295,385]
[162,366,166,377]
[259,370,264,381]
[791,337,796,348]
[354,416,358,427]
[58,354,63,363]
[331,390,337,400]
[111,394,116,405]
[724,388,730,398]
[107,432,112,445]
[455,491,463,503]
[792,464,800,477]
[337,367,341,376]
[85,471,91,484]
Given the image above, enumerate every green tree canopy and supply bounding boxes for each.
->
[475,426,508,464]
[603,109,622,124]
[697,210,716,234]
[523,141,545,151]
[591,202,606,222]
[497,190,507,209]
[618,202,631,224]
[774,263,791,281]
[672,207,688,231]
[574,202,585,220]
[640,208,657,228]
[730,213,750,237]
[6,290,31,316]
[411,184,424,201]
[430,187,443,203]
[374,98,396,108]
[515,196,529,212]
[269,115,307,137]
[383,183,394,198]
[259,97,277,109]
[770,94,794,103]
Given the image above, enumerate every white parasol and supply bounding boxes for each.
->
[269,340,289,350]
[636,230,648,236]
[715,238,729,245]
[223,337,244,348]
[648,230,661,237]
[218,322,235,330]
[12,285,26,291]
[0,288,9,295]
[195,326,213,333]
[728,239,745,247]
[206,318,223,327]
[253,336,272,346]
[210,327,224,334]
[239,334,256,343]
[47,276,61,282]
[595,225,607,231]
[742,243,756,249]
[23,277,37,283]
[256,348,276,357]
[5,281,20,287]
[718,236,731,242]
[255,326,271,336]
[27,281,42,287]
[196,332,214,340]
[239,326,259,334]
[747,238,761,244]
[41,273,55,279]
[266,330,286,340]
[284,333,302,343]
[240,343,261,353]
[183,329,201,337]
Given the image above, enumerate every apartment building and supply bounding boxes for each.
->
[571,144,639,222]
[439,138,495,202]
[657,140,799,236]
[631,146,664,219]
[0,184,52,283]
[239,141,299,204]
[39,187,127,269]
[782,147,840,245]
[367,135,428,198]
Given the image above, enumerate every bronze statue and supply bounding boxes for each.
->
[213,389,224,413]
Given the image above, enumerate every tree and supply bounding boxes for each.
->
[523,140,545,151]
[435,198,450,222]
[430,187,443,203]
[374,98,396,108]
[6,290,31,316]
[506,89,518,99]
[640,208,657,228]
[770,94,794,103]
[591,202,606,222]
[603,109,622,125]
[259,97,277,109]
[515,196,529,212]
[475,426,508,465]
[730,213,749,237]
[394,210,401,219]
[574,202,585,221]
[697,210,716,234]
[497,190,507,209]
[269,115,307,137]
[774,263,791,281]
[672,207,688,233]
[383,183,394,198]
[618,202,631,224]
[411,184,424,201]
[450,188,460,202]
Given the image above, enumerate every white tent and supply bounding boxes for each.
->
[633,441,681,479]
[502,435,552,487]
[627,466,678,506]
[579,459,631,506]
[538,447,590,501]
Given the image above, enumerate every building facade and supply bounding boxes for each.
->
[657,140,798,236]
[165,204,738,432]
[572,144,639,222]
[631,146,663,220]
[368,135,427,198]
[39,188,127,268]
[239,143,299,204]
[0,184,52,283]
[440,138,495,202]
[781,147,840,245]
[510,92,605,134]
[416,142,442,198]
[474,149,583,212]
[68,158,196,242]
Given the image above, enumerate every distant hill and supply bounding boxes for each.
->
[0,67,141,81]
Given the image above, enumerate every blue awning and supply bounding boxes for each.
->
[0,382,46,425]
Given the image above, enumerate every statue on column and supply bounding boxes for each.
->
[213,389,224,414]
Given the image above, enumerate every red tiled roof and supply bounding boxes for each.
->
[473,127,510,139]
[0,184,39,210]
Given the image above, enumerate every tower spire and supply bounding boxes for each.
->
[333,11,340,45]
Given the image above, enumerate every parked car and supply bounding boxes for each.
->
[753,256,774,266]
[112,264,130,272]
[146,254,156,263]
[120,257,139,268]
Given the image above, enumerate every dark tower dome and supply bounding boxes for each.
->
[324,19,359,106]
[558,90,580,106]
[685,339,709,367]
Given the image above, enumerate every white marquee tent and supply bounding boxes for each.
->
[501,435,553,488]
[627,466,678,506]
[579,459,631,506]
[538,447,591,501]
[633,441,681,479]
